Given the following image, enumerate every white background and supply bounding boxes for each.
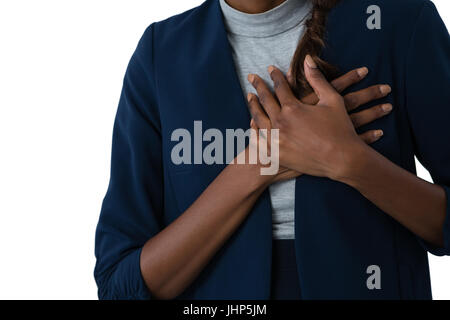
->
[0,0,448,300]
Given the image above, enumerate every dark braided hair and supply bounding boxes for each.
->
[290,0,340,98]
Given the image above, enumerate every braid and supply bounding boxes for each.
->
[290,0,340,98]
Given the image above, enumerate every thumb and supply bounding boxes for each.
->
[304,55,338,102]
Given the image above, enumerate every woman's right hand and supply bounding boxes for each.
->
[249,66,393,184]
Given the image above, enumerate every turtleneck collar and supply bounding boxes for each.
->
[219,0,312,38]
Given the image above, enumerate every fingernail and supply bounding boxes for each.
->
[268,65,275,75]
[375,130,384,138]
[247,93,253,102]
[250,119,254,127]
[357,67,368,78]
[305,55,317,69]
[382,103,393,113]
[248,74,255,84]
[380,85,391,95]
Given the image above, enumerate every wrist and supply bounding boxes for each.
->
[231,162,274,194]
[330,140,372,186]
[229,149,274,193]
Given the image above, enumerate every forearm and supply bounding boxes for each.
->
[336,143,447,247]
[140,158,271,299]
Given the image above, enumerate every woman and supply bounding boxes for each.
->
[94,0,450,299]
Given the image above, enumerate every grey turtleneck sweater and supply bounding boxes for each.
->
[219,0,312,239]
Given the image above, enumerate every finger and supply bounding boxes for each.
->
[248,74,280,119]
[304,55,339,103]
[301,92,319,105]
[300,67,369,105]
[350,103,393,128]
[268,65,297,105]
[344,84,392,111]
[359,130,384,144]
[286,67,294,88]
[331,67,369,93]
[250,118,258,129]
[247,93,271,129]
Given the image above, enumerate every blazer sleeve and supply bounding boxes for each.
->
[94,24,164,299]
[404,1,450,256]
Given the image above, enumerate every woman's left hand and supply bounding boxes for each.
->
[247,55,371,180]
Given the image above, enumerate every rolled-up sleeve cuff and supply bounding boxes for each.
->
[99,247,152,300]
[417,185,450,256]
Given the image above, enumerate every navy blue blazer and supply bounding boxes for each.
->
[94,0,450,299]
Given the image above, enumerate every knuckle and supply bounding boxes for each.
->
[273,114,285,128]
[248,104,255,115]
[259,92,268,104]
[374,85,384,97]
[249,101,258,113]
[264,119,272,129]
[273,78,282,90]
[367,134,377,143]
[367,105,383,119]
[307,67,321,80]
[376,105,386,116]
[281,105,293,117]
[350,114,360,127]
[349,70,361,83]
[310,71,322,80]
[360,133,372,143]
[330,94,345,106]
[283,101,298,109]
[344,94,357,108]
[253,77,262,90]
[271,115,280,128]
[253,113,261,124]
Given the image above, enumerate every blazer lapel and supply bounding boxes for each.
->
[170,0,274,299]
